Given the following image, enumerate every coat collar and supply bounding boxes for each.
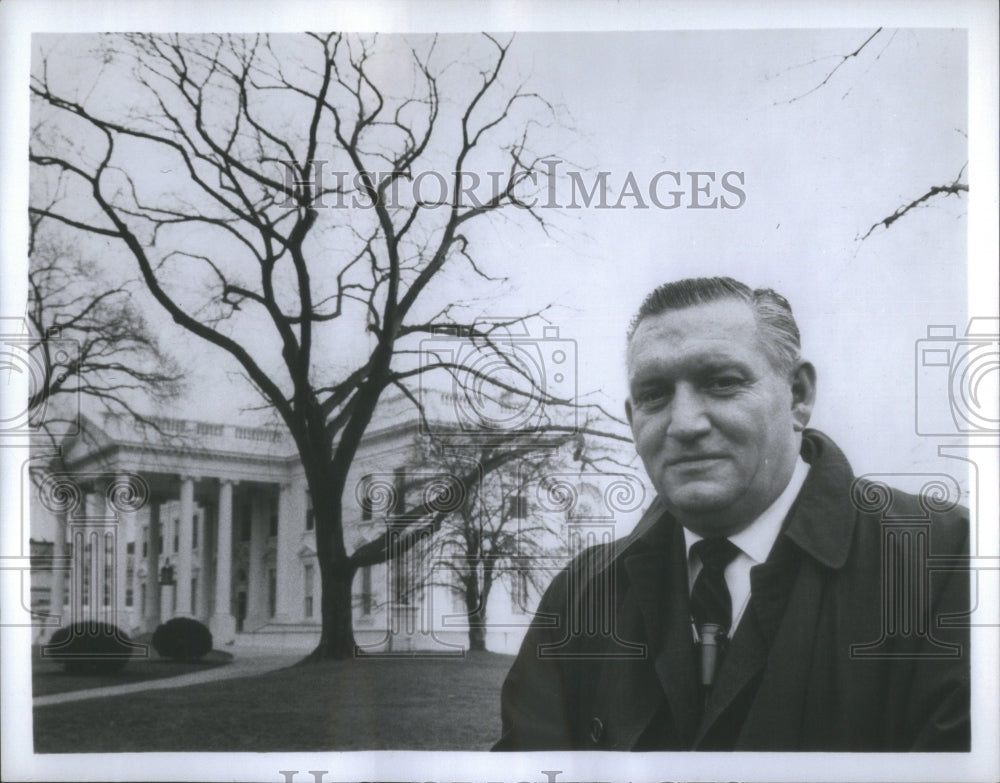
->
[781,429,857,570]
[621,428,857,571]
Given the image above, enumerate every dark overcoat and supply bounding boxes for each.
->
[494,430,970,751]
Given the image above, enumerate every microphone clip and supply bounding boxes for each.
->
[698,622,727,688]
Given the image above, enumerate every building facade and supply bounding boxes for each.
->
[30,401,642,654]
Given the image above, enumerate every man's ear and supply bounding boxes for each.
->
[790,361,816,432]
[625,398,634,427]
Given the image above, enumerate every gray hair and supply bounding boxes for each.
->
[627,276,802,375]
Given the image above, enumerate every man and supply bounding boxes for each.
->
[494,277,969,751]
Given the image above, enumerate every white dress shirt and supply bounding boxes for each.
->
[683,456,811,639]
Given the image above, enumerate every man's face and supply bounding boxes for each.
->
[626,299,808,537]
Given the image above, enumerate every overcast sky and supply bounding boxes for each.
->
[25,27,974,488]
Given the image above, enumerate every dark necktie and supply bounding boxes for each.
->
[690,537,741,690]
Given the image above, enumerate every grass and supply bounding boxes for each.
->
[32,641,233,697]
[33,651,514,752]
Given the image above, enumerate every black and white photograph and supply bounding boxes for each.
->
[1,1,997,781]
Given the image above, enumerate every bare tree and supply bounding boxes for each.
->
[386,435,574,652]
[857,161,968,241]
[30,33,629,659]
[24,211,183,459]
[775,28,968,240]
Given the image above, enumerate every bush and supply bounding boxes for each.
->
[45,621,135,675]
[152,617,213,660]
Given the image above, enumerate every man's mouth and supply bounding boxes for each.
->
[666,454,727,467]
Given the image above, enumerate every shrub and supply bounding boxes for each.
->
[44,621,134,675]
[152,617,213,660]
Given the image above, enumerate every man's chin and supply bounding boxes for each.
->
[660,485,742,528]
[660,480,735,512]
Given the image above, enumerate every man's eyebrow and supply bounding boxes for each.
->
[696,357,753,373]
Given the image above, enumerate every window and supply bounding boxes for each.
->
[393,468,406,516]
[126,541,135,555]
[452,583,467,614]
[304,564,314,618]
[360,476,373,521]
[192,514,199,549]
[267,568,277,618]
[268,496,278,539]
[125,588,133,607]
[191,577,197,614]
[306,490,315,531]
[240,503,252,542]
[140,583,146,615]
[391,552,410,605]
[158,534,163,555]
[506,493,527,519]
[142,528,148,559]
[173,519,179,553]
[360,566,373,615]
[511,571,530,614]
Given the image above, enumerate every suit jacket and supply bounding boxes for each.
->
[494,430,970,751]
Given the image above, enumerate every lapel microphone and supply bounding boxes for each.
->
[698,622,726,689]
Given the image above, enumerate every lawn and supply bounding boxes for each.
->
[32,645,233,697]
[33,652,515,752]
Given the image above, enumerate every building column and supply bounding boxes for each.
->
[50,508,68,625]
[111,474,132,631]
[71,490,94,622]
[275,479,304,622]
[146,499,162,632]
[246,488,265,627]
[195,506,210,620]
[210,480,236,644]
[174,475,195,616]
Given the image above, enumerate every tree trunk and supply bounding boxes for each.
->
[468,618,487,652]
[304,565,356,660]
[465,569,487,652]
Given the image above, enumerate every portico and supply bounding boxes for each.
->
[42,413,308,645]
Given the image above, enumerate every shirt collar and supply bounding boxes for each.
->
[683,456,811,564]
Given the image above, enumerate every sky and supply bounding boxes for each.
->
[22,26,976,486]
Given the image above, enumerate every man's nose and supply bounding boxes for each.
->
[666,385,710,440]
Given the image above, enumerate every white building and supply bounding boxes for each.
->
[29,401,643,654]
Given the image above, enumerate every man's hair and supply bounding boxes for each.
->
[627,277,802,375]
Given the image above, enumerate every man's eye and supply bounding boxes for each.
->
[635,388,671,407]
[705,376,744,393]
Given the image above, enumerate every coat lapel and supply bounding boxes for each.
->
[624,522,701,747]
[693,534,801,745]
[735,555,827,749]
[694,598,768,744]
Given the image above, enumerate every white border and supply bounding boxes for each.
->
[2,1,997,782]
